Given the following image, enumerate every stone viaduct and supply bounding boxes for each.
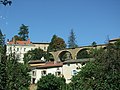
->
[49,44,106,61]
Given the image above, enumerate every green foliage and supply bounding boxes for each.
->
[0,53,6,90]
[12,35,23,41]
[24,48,47,63]
[77,49,90,59]
[37,74,66,90]
[6,55,30,90]
[0,30,6,90]
[89,47,104,58]
[11,24,29,41]
[70,41,120,90]
[91,41,97,47]
[68,29,78,48]
[18,24,29,41]
[0,29,5,47]
[48,35,66,51]
[0,30,30,90]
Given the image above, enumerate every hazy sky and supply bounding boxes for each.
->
[0,0,120,46]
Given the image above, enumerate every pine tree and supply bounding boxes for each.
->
[68,29,78,48]
[18,24,29,41]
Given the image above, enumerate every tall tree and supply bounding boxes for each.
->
[0,29,5,46]
[18,24,29,41]
[48,35,66,51]
[0,30,6,90]
[68,29,78,48]
[6,54,30,90]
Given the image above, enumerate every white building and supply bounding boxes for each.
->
[29,58,92,84]
[6,39,49,63]
[29,61,63,84]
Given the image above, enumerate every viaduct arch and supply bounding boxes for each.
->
[49,45,106,61]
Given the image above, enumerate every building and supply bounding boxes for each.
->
[29,58,93,84]
[109,38,120,43]
[30,61,63,84]
[6,39,49,63]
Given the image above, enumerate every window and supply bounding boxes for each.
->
[81,62,85,66]
[72,70,77,75]
[55,71,61,76]
[24,48,26,52]
[16,54,20,60]
[32,71,36,76]
[9,47,12,51]
[17,48,19,51]
[44,47,46,50]
[32,78,36,84]
[41,70,46,76]
[67,63,70,66]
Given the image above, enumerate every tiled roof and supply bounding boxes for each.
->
[29,60,45,64]
[7,39,31,45]
[35,61,63,69]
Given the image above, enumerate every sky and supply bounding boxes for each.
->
[0,0,120,46]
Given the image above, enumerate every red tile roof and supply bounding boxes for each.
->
[7,39,31,45]
[35,61,63,69]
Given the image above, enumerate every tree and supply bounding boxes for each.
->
[6,54,30,90]
[0,30,30,90]
[77,49,90,59]
[48,35,66,52]
[91,41,97,47]
[37,74,66,90]
[12,35,23,41]
[0,29,5,47]
[24,48,47,64]
[0,0,12,6]
[18,24,29,41]
[68,29,78,48]
[70,41,120,90]
[0,30,6,90]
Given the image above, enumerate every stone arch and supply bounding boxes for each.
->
[48,52,55,61]
[58,50,72,62]
[103,46,107,50]
[76,48,90,59]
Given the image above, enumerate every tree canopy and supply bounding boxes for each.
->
[0,30,6,90]
[37,74,66,90]
[18,24,29,41]
[68,29,78,48]
[24,48,47,63]
[11,24,29,41]
[48,35,66,51]
[6,55,30,90]
[0,0,12,6]
[0,30,30,90]
[70,41,120,90]
[0,29,5,47]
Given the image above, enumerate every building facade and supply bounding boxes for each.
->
[6,39,49,63]
[29,58,93,84]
